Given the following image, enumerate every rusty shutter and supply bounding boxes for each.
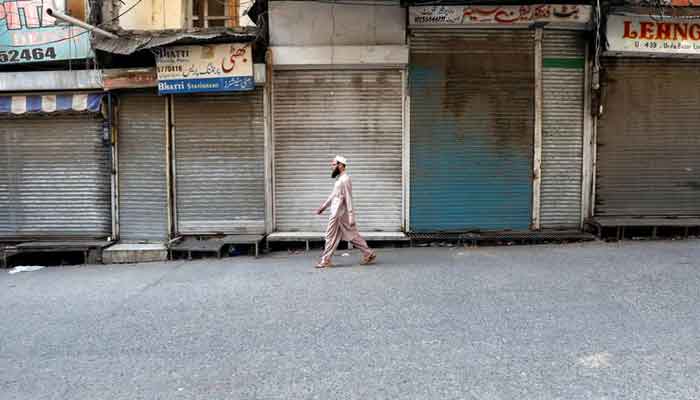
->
[0,115,111,239]
[173,90,265,234]
[273,69,404,232]
[117,92,169,242]
[409,29,534,231]
[541,30,586,228]
[596,58,700,217]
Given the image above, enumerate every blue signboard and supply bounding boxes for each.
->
[158,76,255,94]
[0,1,92,64]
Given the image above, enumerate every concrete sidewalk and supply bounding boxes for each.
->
[1,240,699,399]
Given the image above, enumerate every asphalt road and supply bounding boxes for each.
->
[2,240,699,399]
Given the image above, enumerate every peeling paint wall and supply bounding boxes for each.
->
[114,0,254,31]
[117,0,185,30]
[269,1,405,46]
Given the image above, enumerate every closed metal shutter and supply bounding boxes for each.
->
[117,92,168,242]
[273,69,403,232]
[409,29,534,232]
[0,115,111,239]
[541,30,586,228]
[596,58,700,217]
[173,90,265,234]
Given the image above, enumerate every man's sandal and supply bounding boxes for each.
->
[360,252,377,265]
[315,261,332,268]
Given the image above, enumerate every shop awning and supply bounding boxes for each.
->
[93,28,258,55]
[0,93,104,115]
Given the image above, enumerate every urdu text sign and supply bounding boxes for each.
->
[154,44,254,95]
[409,4,591,27]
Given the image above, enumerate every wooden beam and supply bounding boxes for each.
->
[227,0,239,27]
[203,0,208,28]
[67,0,85,21]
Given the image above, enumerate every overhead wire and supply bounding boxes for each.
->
[207,0,257,6]
[287,0,398,3]
[0,0,146,47]
[2,0,265,69]
[279,0,399,5]
[146,7,266,60]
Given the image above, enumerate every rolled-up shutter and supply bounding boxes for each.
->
[0,115,111,239]
[596,58,700,217]
[117,92,168,242]
[541,30,586,228]
[273,69,403,232]
[173,90,265,234]
[409,29,534,232]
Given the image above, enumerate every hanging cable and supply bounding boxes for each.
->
[592,0,601,91]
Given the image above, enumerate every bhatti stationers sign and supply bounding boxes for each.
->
[154,43,254,95]
[607,14,700,55]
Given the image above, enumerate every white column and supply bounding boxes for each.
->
[532,27,544,231]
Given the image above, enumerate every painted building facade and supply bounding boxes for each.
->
[3,1,699,266]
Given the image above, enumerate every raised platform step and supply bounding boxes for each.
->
[0,245,18,268]
[11,240,113,264]
[587,217,700,240]
[267,232,408,242]
[103,243,168,264]
[267,232,408,253]
[408,230,595,244]
[590,217,700,227]
[170,234,264,258]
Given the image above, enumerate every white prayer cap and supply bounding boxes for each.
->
[334,155,348,165]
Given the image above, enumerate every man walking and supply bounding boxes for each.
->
[314,156,376,268]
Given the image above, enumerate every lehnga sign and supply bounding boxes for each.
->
[0,0,91,64]
[154,43,254,95]
[409,4,592,27]
[607,14,700,55]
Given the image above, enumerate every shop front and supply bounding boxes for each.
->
[172,88,265,235]
[408,4,592,232]
[596,12,700,219]
[0,93,111,239]
[115,90,169,242]
[272,67,405,233]
[155,43,267,236]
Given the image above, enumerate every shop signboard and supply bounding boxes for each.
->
[607,14,700,55]
[154,43,254,95]
[409,4,591,28]
[0,0,91,64]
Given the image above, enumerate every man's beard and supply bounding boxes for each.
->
[331,166,341,178]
